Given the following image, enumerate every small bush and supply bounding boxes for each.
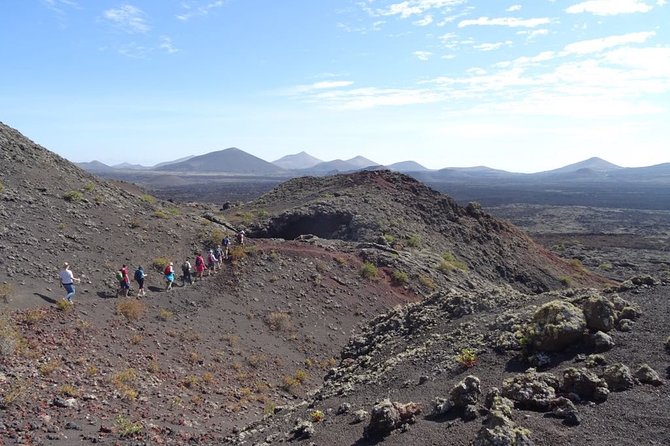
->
[0,283,13,303]
[83,181,95,192]
[129,334,143,345]
[559,276,572,287]
[382,233,396,245]
[86,365,98,377]
[569,258,585,270]
[158,308,173,321]
[114,415,142,437]
[265,312,292,332]
[294,369,308,384]
[247,354,265,368]
[310,409,325,423]
[1,379,27,408]
[457,348,478,368]
[140,194,156,204]
[360,262,378,279]
[392,270,409,285]
[280,375,299,392]
[152,210,168,219]
[116,300,146,321]
[439,252,468,272]
[129,219,141,229]
[223,333,239,348]
[23,309,46,324]
[598,262,613,271]
[112,369,138,401]
[335,256,347,266]
[56,300,73,312]
[63,190,83,202]
[59,384,80,397]
[39,359,61,376]
[419,275,437,291]
[167,207,181,216]
[147,360,160,374]
[407,234,421,248]
[229,245,247,261]
[152,257,170,272]
[264,401,277,415]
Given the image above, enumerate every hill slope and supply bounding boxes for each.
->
[156,147,284,174]
[272,151,322,170]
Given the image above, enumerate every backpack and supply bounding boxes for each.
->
[182,262,190,273]
[115,271,123,282]
[134,269,143,281]
[164,265,171,275]
[195,256,203,267]
[222,237,230,246]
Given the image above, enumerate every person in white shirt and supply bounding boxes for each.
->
[59,262,81,303]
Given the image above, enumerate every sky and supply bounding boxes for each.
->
[1,0,669,172]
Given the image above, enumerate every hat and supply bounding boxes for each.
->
[63,262,69,267]
[169,262,174,265]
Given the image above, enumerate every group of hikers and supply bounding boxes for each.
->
[58,231,245,303]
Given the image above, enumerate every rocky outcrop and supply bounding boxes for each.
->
[363,399,421,439]
[502,368,559,411]
[603,364,635,391]
[432,375,481,420]
[475,389,534,446]
[561,368,609,402]
[634,364,663,386]
[527,301,586,352]
[582,295,617,332]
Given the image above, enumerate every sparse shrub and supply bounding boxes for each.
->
[559,275,572,287]
[320,357,338,369]
[116,300,145,321]
[59,384,80,397]
[129,219,141,229]
[309,409,325,423]
[62,190,83,202]
[188,351,200,364]
[112,369,138,400]
[419,275,437,291]
[392,270,409,285]
[256,209,269,218]
[382,233,396,245]
[247,354,265,368]
[304,358,313,369]
[598,262,613,271]
[86,365,98,377]
[152,257,170,272]
[265,312,292,332]
[241,212,254,225]
[114,415,142,437]
[569,258,585,270]
[56,300,73,312]
[39,359,61,376]
[182,375,200,389]
[439,252,468,273]
[147,360,160,374]
[140,194,156,204]
[1,379,27,408]
[457,348,478,368]
[167,207,181,216]
[280,375,299,392]
[407,234,421,248]
[269,250,280,261]
[0,283,13,303]
[152,210,168,219]
[23,309,46,324]
[335,256,347,266]
[223,333,239,348]
[83,181,95,192]
[202,372,214,385]
[264,401,277,415]
[294,369,308,384]
[158,308,173,321]
[129,334,143,345]
[229,245,247,261]
[94,194,104,205]
[360,262,378,279]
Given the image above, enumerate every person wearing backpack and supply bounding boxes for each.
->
[182,260,193,286]
[214,245,223,270]
[222,235,231,260]
[194,253,205,281]
[134,266,147,297]
[117,264,130,297]
[164,262,175,291]
[207,249,216,276]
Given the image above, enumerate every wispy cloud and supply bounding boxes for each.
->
[566,0,653,15]
[103,5,150,34]
[517,29,549,40]
[177,0,226,21]
[281,80,355,95]
[414,15,434,26]
[474,41,513,51]
[367,0,467,19]
[413,50,433,60]
[458,16,552,28]
[564,31,655,55]
[506,4,522,12]
[117,42,150,59]
[160,36,179,54]
[43,0,78,15]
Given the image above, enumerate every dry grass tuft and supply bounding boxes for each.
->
[116,300,146,321]
[265,312,293,332]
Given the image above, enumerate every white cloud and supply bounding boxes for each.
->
[458,16,552,28]
[413,15,434,26]
[506,4,522,12]
[564,31,656,55]
[657,0,668,5]
[103,5,150,34]
[282,81,355,95]
[177,0,226,21]
[118,42,150,59]
[474,41,512,51]
[160,36,179,54]
[413,50,433,60]
[566,0,653,15]
[43,0,78,15]
[371,0,467,19]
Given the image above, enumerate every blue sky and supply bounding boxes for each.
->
[1,0,668,172]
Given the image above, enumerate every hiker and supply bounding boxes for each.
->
[134,266,147,297]
[58,262,81,303]
[237,230,245,245]
[182,260,193,285]
[117,264,130,297]
[214,245,223,270]
[194,253,206,281]
[164,262,175,291]
[207,249,217,276]
[222,235,231,259]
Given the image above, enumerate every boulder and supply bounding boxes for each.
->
[450,375,481,408]
[550,397,580,426]
[603,364,635,391]
[582,295,616,332]
[475,391,534,446]
[502,368,559,411]
[528,301,586,352]
[589,331,615,352]
[364,399,420,439]
[561,368,609,403]
[634,364,663,386]
[290,420,315,440]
